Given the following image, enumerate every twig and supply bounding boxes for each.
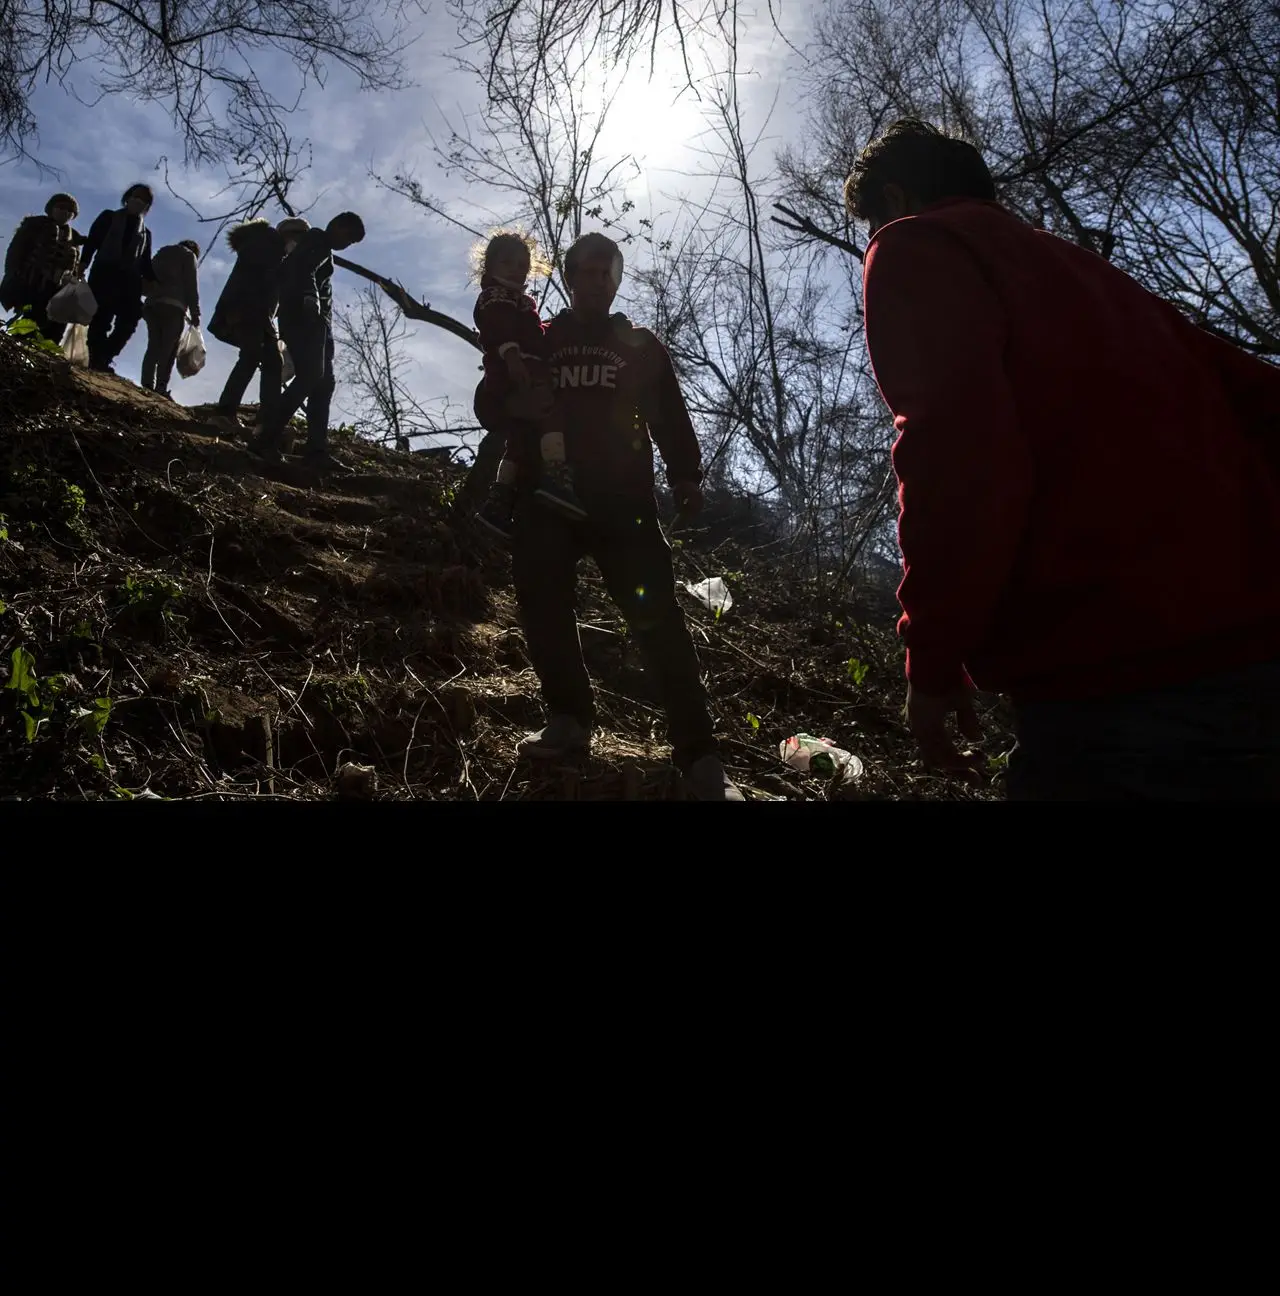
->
[771,203,865,262]
[402,697,431,791]
[277,662,315,726]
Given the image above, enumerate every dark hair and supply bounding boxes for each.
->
[122,183,155,207]
[564,232,624,286]
[328,211,366,242]
[179,239,200,258]
[843,118,995,225]
[46,193,78,217]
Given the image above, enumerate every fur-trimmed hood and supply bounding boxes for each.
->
[226,219,283,258]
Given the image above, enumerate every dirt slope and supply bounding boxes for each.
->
[0,335,1010,800]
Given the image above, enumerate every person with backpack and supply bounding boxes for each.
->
[140,239,201,398]
[78,183,155,373]
[249,212,366,468]
[1,193,84,341]
[207,216,310,432]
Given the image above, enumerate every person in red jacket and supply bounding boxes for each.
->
[846,117,1280,800]
[470,230,586,539]
[472,231,743,801]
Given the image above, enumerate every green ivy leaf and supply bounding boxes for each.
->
[7,645,37,699]
[76,697,112,736]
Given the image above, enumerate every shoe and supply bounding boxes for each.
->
[248,433,284,465]
[208,409,240,433]
[474,486,516,543]
[301,448,350,474]
[534,462,588,521]
[517,715,593,760]
[474,504,514,543]
[684,754,745,801]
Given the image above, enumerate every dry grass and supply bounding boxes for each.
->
[0,332,1011,800]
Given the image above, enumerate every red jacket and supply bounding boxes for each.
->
[474,274,549,397]
[862,198,1280,703]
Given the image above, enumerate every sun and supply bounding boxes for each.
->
[592,62,706,167]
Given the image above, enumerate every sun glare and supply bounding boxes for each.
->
[593,65,706,166]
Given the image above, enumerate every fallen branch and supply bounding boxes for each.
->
[771,204,864,262]
[333,256,481,352]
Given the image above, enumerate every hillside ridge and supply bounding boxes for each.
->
[0,335,1009,800]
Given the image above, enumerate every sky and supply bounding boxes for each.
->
[0,3,813,455]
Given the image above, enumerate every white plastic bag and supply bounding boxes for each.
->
[46,280,97,325]
[176,325,206,378]
[682,576,734,615]
[779,733,864,783]
[61,322,89,367]
[279,340,295,384]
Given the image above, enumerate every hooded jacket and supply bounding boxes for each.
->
[208,219,286,345]
[144,243,200,321]
[861,196,1280,704]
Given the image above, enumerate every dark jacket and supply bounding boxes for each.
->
[1,215,83,306]
[80,209,153,283]
[861,196,1280,704]
[277,228,334,323]
[477,309,702,497]
[208,220,285,346]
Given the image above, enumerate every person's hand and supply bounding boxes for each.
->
[905,683,985,781]
[670,480,704,518]
[504,351,532,389]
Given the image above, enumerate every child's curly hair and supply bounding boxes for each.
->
[468,227,553,284]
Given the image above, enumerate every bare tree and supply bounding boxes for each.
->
[1,0,423,255]
[777,0,1279,353]
[333,283,484,452]
[632,22,898,587]
[2,2,417,162]
[1095,1,1279,353]
[448,0,790,103]
[375,3,656,315]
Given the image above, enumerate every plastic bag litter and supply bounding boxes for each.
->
[176,325,207,378]
[780,733,864,783]
[682,576,733,614]
[46,280,97,325]
[60,322,90,367]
